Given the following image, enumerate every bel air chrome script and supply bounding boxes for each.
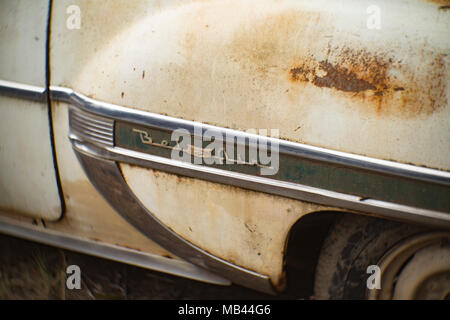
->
[131,127,280,175]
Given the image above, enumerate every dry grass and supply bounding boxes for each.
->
[0,237,66,299]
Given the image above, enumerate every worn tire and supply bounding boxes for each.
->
[313,213,424,299]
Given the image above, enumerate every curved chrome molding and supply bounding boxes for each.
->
[69,107,114,146]
[0,79,276,293]
[73,150,275,294]
[0,216,231,286]
[72,138,450,229]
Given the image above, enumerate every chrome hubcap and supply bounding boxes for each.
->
[368,232,450,300]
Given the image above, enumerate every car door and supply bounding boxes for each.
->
[0,0,62,221]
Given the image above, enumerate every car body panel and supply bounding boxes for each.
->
[121,163,332,285]
[0,0,61,220]
[48,0,347,288]
[0,0,448,293]
[46,0,449,289]
[52,0,450,170]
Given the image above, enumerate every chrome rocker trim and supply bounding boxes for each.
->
[0,216,231,286]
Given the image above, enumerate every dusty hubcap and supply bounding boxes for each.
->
[367,232,450,300]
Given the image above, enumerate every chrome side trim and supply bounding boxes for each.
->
[69,107,114,147]
[48,85,450,187]
[0,79,47,102]
[0,216,231,286]
[73,151,275,294]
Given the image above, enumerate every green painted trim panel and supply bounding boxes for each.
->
[115,121,450,213]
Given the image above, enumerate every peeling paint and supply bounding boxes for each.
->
[287,48,447,116]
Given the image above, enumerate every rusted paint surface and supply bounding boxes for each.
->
[290,60,377,93]
[287,48,447,116]
[226,6,448,119]
[426,0,450,6]
[53,0,450,170]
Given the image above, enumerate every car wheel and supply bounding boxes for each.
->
[313,213,450,299]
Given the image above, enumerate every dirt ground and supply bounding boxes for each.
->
[0,233,297,300]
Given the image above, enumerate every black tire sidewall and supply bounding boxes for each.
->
[314,214,423,299]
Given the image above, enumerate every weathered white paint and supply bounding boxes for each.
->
[48,0,449,285]
[121,163,331,286]
[0,0,61,220]
[52,0,450,170]
[0,0,49,86]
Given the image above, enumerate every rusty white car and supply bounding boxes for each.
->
[0,0,449,299]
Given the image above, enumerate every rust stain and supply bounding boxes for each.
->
[287,47,447,117]
[288,48,389,95]
[290,60,377,93]
[424,0,450,6]
[225,9,448,118]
